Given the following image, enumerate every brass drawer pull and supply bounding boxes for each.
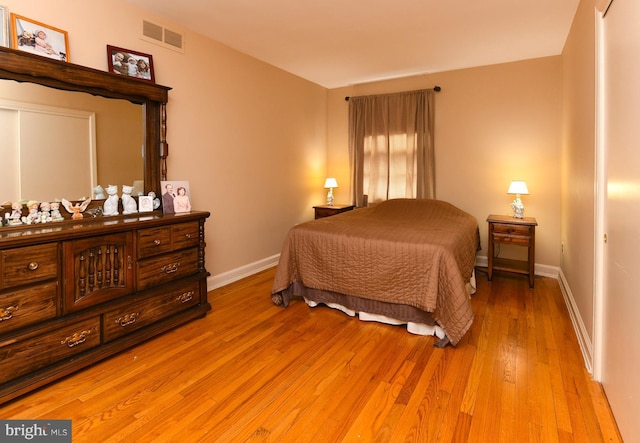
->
[28,262,39,271]
[61,329,92,348]
[116,312,140,327]
[184,233,192,239]
[162,262,180,274]
[153,239,161,245]
[177,291,194,303]
[0,306,19,322]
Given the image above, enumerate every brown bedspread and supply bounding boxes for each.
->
[271,198,479,345]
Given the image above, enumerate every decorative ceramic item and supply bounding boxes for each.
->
[39,201,52,223]
[23,200,40,224]
[93,185,106,199]
[8,202,23,225]
[103,184,119,216]
[121,184,137,214]
[62,198,91,220]
[148,191,161,209]
[50,201,64,222]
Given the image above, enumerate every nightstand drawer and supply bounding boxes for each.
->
[493,233,531,246]
[492,223,532,236]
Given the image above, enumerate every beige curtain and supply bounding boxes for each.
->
[348,89,435,207]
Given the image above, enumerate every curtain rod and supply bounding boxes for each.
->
[345,85,441,101]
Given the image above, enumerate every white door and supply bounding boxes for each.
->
[599,1,640,440]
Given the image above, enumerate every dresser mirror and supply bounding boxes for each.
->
[0,46,170,205]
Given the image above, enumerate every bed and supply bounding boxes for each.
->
[270,198,480,346]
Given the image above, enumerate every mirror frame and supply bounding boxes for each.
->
[0,45,171,198]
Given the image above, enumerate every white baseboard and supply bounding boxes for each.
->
[211,254,592,373]
[557,268,594,373]
[207,254,280,291]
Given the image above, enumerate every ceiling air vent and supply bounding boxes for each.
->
[141,20,184,53]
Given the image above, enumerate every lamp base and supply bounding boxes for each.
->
[326,188,334,206]
[511,195,525,218]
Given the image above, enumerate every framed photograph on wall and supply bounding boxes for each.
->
[107,45,155,82]
[10,13,69,61]
[0,6,8,47]
[160,180,192,215]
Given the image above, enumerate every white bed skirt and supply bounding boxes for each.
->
[304,270,476,339]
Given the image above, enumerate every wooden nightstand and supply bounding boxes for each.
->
[487,214,537,288]
[313,204,355,219]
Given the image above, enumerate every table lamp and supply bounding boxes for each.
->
[507,180,529,218]
[324,178,338,206]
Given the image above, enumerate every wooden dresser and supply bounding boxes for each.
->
[0,211,210,404]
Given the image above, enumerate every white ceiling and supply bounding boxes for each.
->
[125,0,580,89]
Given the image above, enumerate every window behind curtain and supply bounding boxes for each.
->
[348,89,435,207]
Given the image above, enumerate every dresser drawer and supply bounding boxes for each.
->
[0,316,100,384]
[137,226,172,258]
[172,222,200,251]
[1,243,58,289]
[137,222,200,259]
[137,248,199,291]
[0,282,57,334]
[102,281,201,342]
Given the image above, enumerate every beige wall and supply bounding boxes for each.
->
[1,0,328,278]
[561,0,596,353]
[328,58,563,267]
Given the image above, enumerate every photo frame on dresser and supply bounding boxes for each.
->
[10,13,69,61]
[160,180,192,214]
[138,195,154,213]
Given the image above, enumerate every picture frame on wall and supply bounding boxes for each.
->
[0,6,8,47]
[107,45,155,82]
[10,13,69,61]
[160,180,192,215]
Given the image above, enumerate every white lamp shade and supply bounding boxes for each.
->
[324,178,338,188]
[507,180,529,195]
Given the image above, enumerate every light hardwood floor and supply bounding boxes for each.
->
[0,268,622,442]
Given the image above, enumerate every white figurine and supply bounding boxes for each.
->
[50,202,64,222]
[23,200,40,224]
[148,191,161,209]
[8,202,23,225]
[121,184,137,214]
[62,198,91,220]
[93,185,106,200]
[40,201,52,223]
[103,185,119,216]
